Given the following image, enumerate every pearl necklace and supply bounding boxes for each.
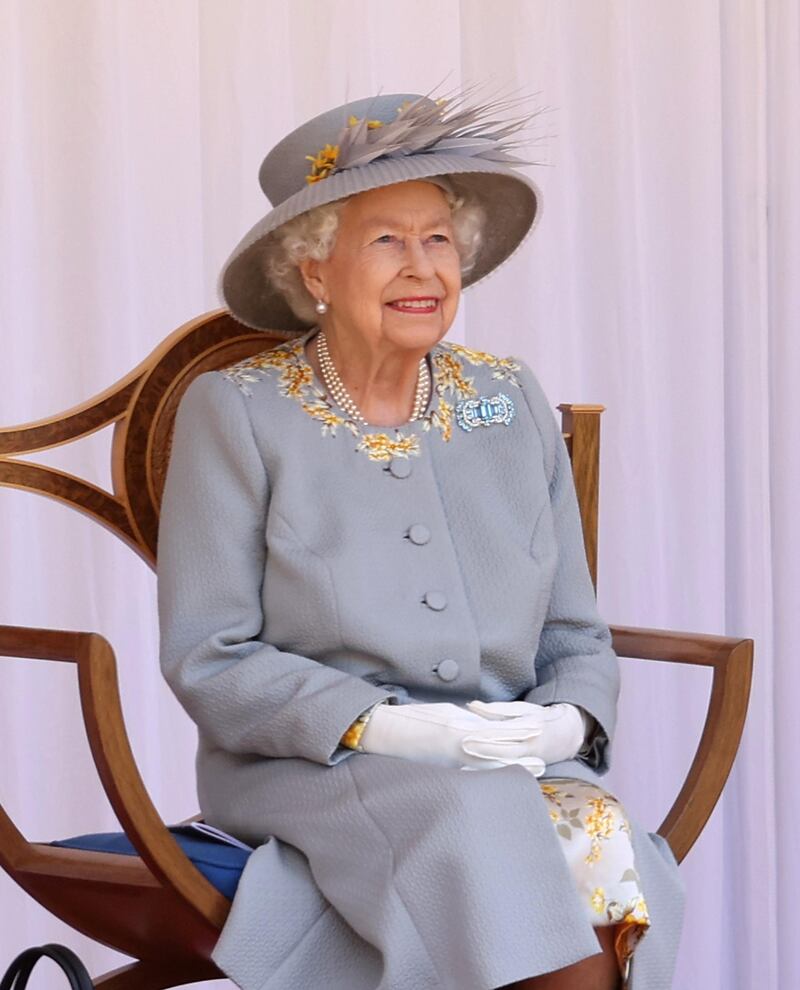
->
[316,330,431,428]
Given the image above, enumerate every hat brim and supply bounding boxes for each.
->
[219,154,542,334]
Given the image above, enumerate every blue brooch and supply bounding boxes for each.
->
[455,392,516,432]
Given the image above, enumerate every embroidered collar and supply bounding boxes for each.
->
[220,329,521,463]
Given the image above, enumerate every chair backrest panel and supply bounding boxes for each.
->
[113,312,284,561]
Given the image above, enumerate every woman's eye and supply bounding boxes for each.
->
[374,234,395,244]
[429,234,450,243]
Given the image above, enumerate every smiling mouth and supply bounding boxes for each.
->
[386,298,440,313]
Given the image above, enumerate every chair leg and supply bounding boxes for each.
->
[93,960,224,989]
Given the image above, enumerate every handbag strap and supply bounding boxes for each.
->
[1,944,93,990]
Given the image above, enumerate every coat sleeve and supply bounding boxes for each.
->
[515,359,620,774]
[156,371,401,766]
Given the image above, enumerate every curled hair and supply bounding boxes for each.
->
[262,182,486,325]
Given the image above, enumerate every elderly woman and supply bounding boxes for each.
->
[157,90,684,990]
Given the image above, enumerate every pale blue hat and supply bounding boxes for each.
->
[219,87,543,333]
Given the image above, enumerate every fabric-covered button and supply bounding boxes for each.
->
[388,458,412,479]
[423,590,447,611]
[435,659,460,682]
[407,524,431,545]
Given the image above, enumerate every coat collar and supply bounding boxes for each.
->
[219,327,522,464]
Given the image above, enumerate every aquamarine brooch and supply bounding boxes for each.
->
[455,392,516,432]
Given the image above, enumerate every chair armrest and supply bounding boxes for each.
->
[610,625,754,863]
[0,624,229,926]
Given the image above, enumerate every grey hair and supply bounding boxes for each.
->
[262,182,486,325]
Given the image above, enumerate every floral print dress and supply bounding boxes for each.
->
[538,778,650,985]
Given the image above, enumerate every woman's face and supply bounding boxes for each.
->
[302,180,462,353]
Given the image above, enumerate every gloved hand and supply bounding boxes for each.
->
[464,700,587,767]
[358,701,546,774]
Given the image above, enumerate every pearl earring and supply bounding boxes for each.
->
[315,299,328,315]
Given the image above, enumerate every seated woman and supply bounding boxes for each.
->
[157,88,684,990]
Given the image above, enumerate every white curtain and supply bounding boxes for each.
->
[1,2,796,987]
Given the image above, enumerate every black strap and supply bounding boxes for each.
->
[1,944,93,990]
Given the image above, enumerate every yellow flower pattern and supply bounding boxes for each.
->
[447,342,523,383]
[584,794,618,864]
[432,350,478,399]
[431,397,455,443]
[347,114,384,130]
[306,115,384,184]
[300,400,346,436]
[539,778,651,986]
[219,334,521,464]
[355,432,421,462]
[305,143,340,184]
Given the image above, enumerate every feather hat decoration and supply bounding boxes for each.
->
[220,82,547,334]
[323,81,546,180]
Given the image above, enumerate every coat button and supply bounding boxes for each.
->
[423,590,447,611]
[407,524,431,545]
[435,659,460,682]
[388,458,412,479]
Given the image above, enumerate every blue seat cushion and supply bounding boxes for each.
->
[51,826,251,900]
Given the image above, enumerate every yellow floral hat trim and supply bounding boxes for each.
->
[348,115,384,128]
[305,113,388,184]
[304,98,456,186]
[305,143,340,184]
[302,88,538,188]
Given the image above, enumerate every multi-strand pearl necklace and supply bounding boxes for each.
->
[316,330,431,428]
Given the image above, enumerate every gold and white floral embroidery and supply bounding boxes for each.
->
[447,342,522,386]
[219,336,522,463]
[356,432,420,461]
[218,346,300,396]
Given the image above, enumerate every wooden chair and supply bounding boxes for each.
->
[0,310,753,989]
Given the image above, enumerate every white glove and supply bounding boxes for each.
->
[358,702,546,774]
[464,700,587,767]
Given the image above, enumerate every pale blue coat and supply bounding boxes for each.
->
[157,327,684,989]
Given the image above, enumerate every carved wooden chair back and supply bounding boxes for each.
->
[0,311,752,989]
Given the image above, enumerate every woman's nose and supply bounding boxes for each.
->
[401,237,436,279]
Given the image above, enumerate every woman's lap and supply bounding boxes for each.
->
[205,753,669,988]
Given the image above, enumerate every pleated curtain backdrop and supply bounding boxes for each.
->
[1,2,797,988]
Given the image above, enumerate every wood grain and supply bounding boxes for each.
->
[611,626,754,862]
[0,624,229,968]
[559,404,604,589]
